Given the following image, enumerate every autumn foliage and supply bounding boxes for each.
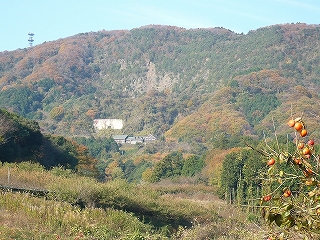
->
[258,116,320,237]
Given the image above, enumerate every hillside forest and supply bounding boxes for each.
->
[1,22,320,238]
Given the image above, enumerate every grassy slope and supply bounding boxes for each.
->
[0,162,268,239]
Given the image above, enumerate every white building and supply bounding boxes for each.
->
[93,119,123,131]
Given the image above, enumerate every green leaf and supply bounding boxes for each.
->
[275,214,283,227]
[282,210,291,218]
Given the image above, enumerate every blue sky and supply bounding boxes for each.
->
[1,0,320,52]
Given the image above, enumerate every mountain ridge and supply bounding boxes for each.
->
[1,23,320,150]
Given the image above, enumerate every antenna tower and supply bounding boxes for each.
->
[28,32,34,47]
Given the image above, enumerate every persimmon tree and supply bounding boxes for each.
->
[255,115,320,237]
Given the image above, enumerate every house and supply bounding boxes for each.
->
[112,134,157,145]
[112,135,128,144]
[144,134,157,143]
[126,136,144,144]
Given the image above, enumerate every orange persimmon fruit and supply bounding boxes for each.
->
[294,122,303,131]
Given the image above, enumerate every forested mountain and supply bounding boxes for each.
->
[1,23,320,149]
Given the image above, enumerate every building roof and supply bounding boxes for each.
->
[112,135,128,140]
[144,134,157,140]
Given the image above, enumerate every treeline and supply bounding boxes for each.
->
[2,106,316,215]
[216,135,307,206]
[0,108,206,183]
[0,107,202,183]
